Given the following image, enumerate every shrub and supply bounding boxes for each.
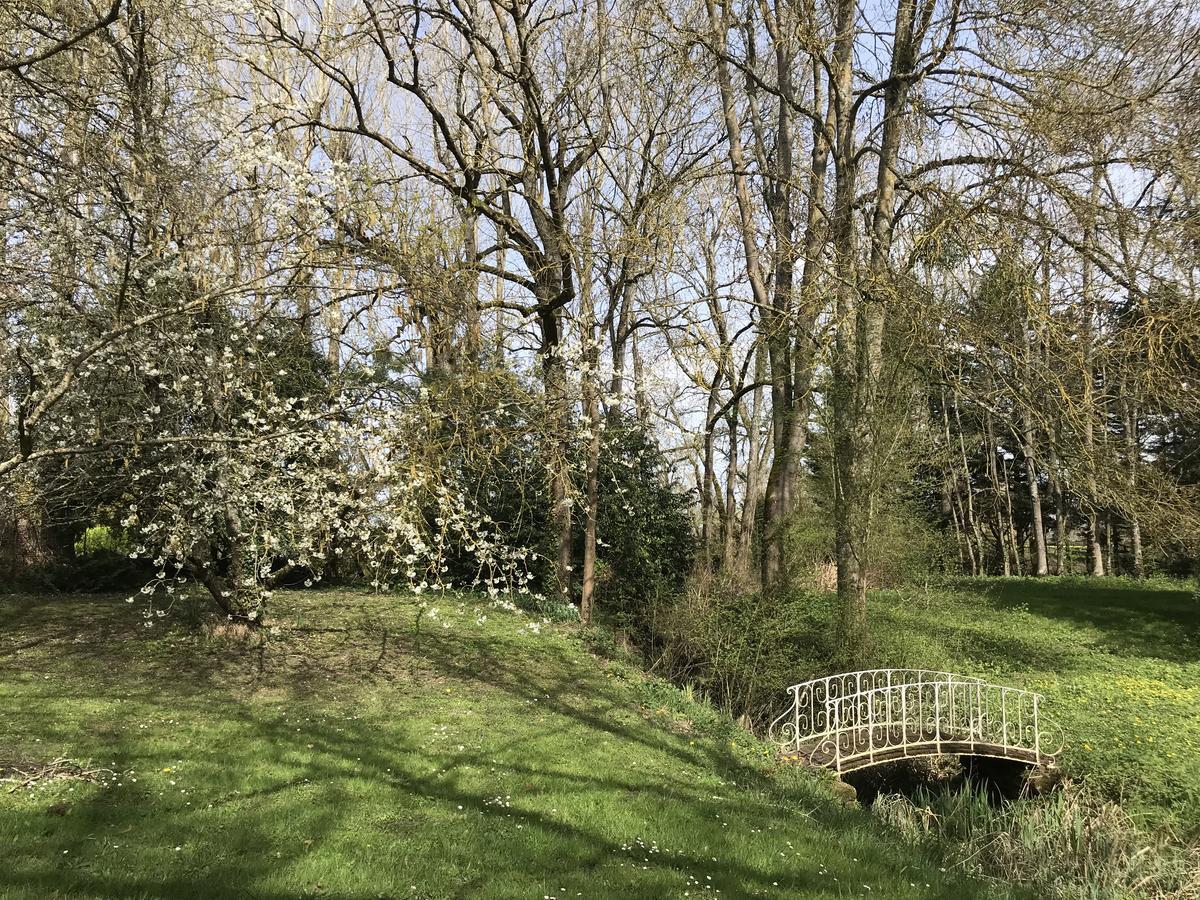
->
[874,781,1200,899]
[784,499,956,591]
[415,373,695,618]
[42,523,151,592]
[590,415,695,629]
[73,524,131,557]
[649,576,840,722]
[517,594,579,623]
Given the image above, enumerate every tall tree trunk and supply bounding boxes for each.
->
[631,327,650,427]
[1124,398,1145,577]
[1021,278,1049,575]
[738,349,767,573]
[579,199,601,625]
[460,206,481,363]
[580,346,601,626]
[983,412,1009,575]
[1081,166,1105,577]
[1021,422,1050,576]
[607,267,638,422]
[706,0,792,587]
[1053,476,1070,575]
[1000,449,1023,576]
[700,368,724,558]
[1105,513,1117,576]
[759,8,802,589]
[938,392,971,573]
[538,298,575,603]
[829,0,866,651]
[831,0,925,652]
[722,409,741,571]
[951,391,985,574]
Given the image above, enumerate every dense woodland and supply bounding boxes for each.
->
[3,0,1199,658]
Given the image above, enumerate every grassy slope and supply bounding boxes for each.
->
[0,590,980,900]
[859,577,1200,833]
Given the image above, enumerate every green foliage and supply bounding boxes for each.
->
[971,253,1037,339]
[590,415,696,627]
[578,623,629,660]
[663,486,955,712]
[867,509,958,588]
[411,374,695,617]
[785,425,954,590]
[253,315,333,403]
[520,595,581,623]
[783,501,954,590]
[73,525,131,558]
[45,525,149,593]
[652,578,841,719]
[416,363,552,589]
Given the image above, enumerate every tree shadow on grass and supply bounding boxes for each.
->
[0,696,989,900]
[877,611,1081,675]
[0,593,998,899]
[950,578,1200,664]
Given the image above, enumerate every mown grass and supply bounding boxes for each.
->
[853,577,1200,835]
[0,589,986,900]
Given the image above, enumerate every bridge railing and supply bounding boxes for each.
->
[767,669,1062,772]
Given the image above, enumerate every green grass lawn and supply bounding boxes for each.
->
[0,589,981,900]
[855,577,1200,835]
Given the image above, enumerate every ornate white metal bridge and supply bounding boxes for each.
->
[767,669,1063,773]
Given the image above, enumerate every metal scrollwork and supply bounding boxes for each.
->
[766,669,1061,773]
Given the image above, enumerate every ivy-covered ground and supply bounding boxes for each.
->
[858,577,1200,834]
[0,589,979,900]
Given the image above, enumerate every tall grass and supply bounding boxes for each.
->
[874,782,1200,899]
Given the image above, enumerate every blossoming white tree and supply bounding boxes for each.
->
[0,0,537,620]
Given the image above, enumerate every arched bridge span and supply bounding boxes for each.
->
[768,669,1062,773]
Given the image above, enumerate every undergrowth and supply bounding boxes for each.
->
[875,782,1200,899]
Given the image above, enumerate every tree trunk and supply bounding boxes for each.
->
[760,136,799,587]
[984,413,1010,576]
[631,328,650,427]
[1080,166,1105,577]
[1087,513,1105,577]
[701,368,724,559]
[1001,450,1023,576]
[1055,483,1070,575]
[738,349,767,574]
[1022,428,1050,576]
[829,0,866,652]
[1124,399,1145,577]
[460,206,482,363]
[722,409,740,571]
[608,270,638,423]
[538,301,575,603]
[706,0,793,587]
[578,199,601,625]
[831,0,924,653]
[580,351,601,625]
[1020,288,1049,576]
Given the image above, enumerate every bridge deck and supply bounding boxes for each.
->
[794,735,1042,772]
[785,724,1046,772]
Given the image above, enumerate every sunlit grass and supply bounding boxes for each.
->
[860,577,1200,834]
[0,589,984,899]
